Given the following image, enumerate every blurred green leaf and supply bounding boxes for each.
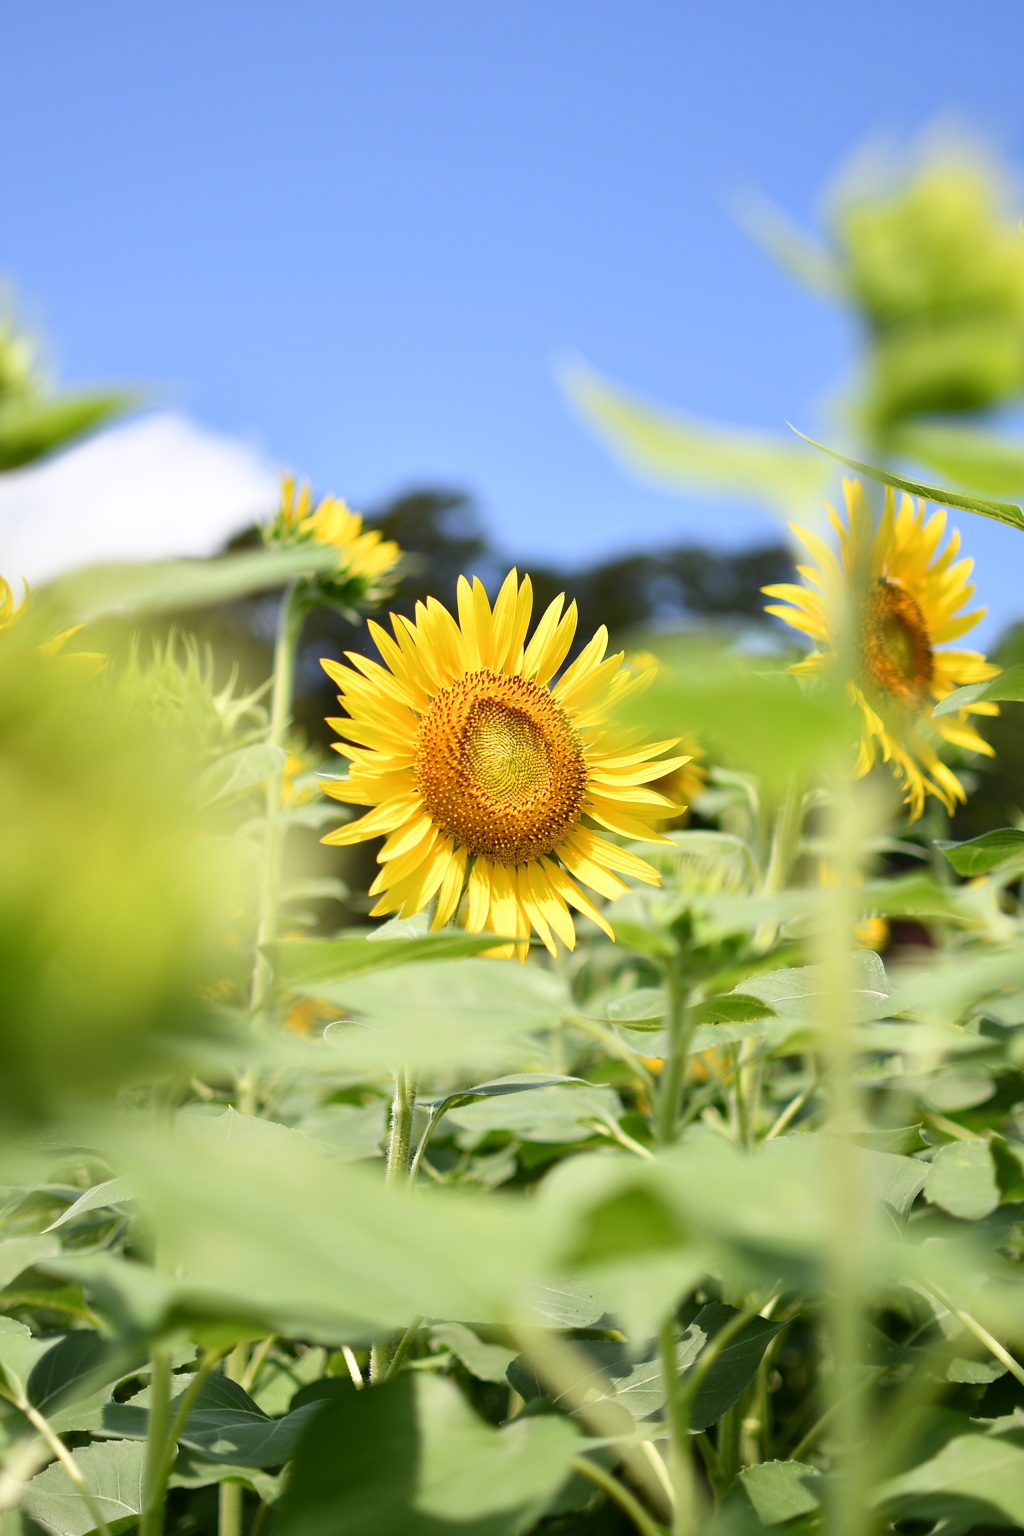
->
[0,391,133,471]
[44,1176,134,1233]
[924,1141,999,1221]
[268,932,514,993]
[933,662,1024,715]
[275,1373,577,1536]
[937,829,1024,877]
[877,1433,1024,1526]
[29,544,344,633]
[790,427,1024,531]
[322,959,569,1074]
[738,1460,823,1525]
[429,1323,517,1384]
[738,951,889,1022]
[563,363,827,514]
[0,1234,61,1282]
[893,421,1024,495]
[621,640,857,791]
[21,1438,147,1536]
[107,1110,546,1340]
[447,1084,622,1146]
[195,745,286,808]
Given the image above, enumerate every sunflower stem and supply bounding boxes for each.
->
[369,1067,419,1382]
[244,580,305,1113]
[655,970,692,1145]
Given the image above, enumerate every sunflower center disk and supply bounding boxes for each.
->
[414,670,588,864]
[859,577,934,706]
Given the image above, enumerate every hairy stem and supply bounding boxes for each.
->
[655,972,691,1145]
[139,1349,172,1536]
[22,1404,112,1536]
[243,580,305,1113]
[369,1069,419,1383]
[659,1317,696,1536]
[570,1456,669,1536]
[219,1343,249,1536]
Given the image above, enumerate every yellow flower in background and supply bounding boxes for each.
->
[320,571,691,957]
[267,474,402,596]
[0,575,28,633]
[764,478,999,819]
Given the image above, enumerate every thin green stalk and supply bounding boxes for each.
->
[22,1404,112,1536]
[384,1317,424,1381]
[655,972,692,1145]
[243,580,306,1114]
[787,1366,887,1465]
[570,1456,668,1536]
[219,1343,249,1536]
[923,1284,1024,1389]
[139,1346,224,1530]
[139,1349,172,1536]
[370,1069,419,1383]
[819,777,870,1536]
[660,1317,696,1536]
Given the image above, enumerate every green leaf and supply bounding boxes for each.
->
[275,1373,577,1536]
[105,1111,544,1341]
[195,745,286,808]
[685,1305,787,1432]
[429,1324,518,1384]
[0,1234,61,1283]
[933,661,1024,716]
[44,1177,134,1233]
[737,1461,823,1525]
[21,1437,147,1536]
[877,1432,1024,1526]
[446,1084,622,1146]
[620,641,857,793]
[924,1141,1000,1220]
[737,951,889,1021]
[789,426,1024,531]
[27,1331,134,1417]
[891,420,1024,496]
[296,1102,386,1163]
[267,932,514,992]
[936,829,1024,876]
[0,390,133,471]
[689,994,776,1027]
[0,1317,61,1405]
[29,544,344,633]
[102,1372,323,1467]
[602,988,668,1030]
[564,363,827,513]
[322,959,569,1074]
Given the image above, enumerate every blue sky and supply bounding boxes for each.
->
[4,0,1024,639]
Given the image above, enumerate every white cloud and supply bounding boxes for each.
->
[0,411,279,585]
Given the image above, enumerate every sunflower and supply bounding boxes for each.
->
[264,474,401,607]
[320,571,691,957]
[763,478,999,819]
[0,575,27,634]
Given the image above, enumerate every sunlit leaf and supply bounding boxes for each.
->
[936,829,1024,877]
[21,1438,147,1536]
[268,932,514,992]
[933,663,1024,716]
[892,421,1024,496]
[564,363,827,513]
[738,1460,823,1524]
[29,544,344,633]
[0,390,133,471]
[923,1141,1000,1221]
[789,426,1024,531]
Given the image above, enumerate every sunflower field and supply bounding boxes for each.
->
[9,144,1024,1536]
